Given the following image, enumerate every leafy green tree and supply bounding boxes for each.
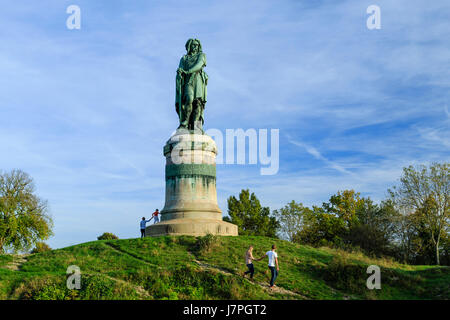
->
[0,170,53,253]
[31,242,52,253]
[441,232,450,265]
[300,190,367,247]
[348,199,400,256]
[293,206,346,246]
[273,200,309,241]
[227,189,279,237]
[389,163,449,265]
[292,191,400,256]
[323,190,365,229]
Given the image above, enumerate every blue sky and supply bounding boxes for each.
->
[0,0,449,249]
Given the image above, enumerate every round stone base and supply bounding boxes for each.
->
[145,218,238,237]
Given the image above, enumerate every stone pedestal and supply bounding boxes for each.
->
[146,131,238,237]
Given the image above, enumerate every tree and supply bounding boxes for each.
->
[323,189,365,229]
[0,170,53,253]
[389,163,449,265]
[293,205,346,246]
[292,191,400,256]
[347,199,400,256]
[292,191,362,247]
[31,242,52,253]
[227,189,279,237]
[273,200,309,241]
[441,232,450,265]
[393,207,418,263]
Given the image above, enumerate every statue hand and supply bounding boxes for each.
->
[177,68,185,75]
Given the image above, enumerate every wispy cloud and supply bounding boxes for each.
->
[286,135,354,175]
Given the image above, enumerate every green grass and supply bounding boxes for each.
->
[0,255,13,268]
[0,235,448,300]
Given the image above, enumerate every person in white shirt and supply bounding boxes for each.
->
[257,244,279,288]
[140,217,152,238]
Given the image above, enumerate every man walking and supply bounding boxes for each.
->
[152,209,160,224]
[140,217,152,238]
[258,244,279,289]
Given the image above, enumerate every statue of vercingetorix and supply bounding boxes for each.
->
[145,38,239,238]
[175,38,208,131]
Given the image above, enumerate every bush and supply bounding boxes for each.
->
[12,274,141,300]
[195,233,219,254]
[321,256,367,294]
[97,232,119,240]
[31,242,52,254]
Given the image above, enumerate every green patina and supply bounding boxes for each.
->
[164,138,216,156]
[166,175,216,193]
[175,39,208,132]
[165,163,216,179]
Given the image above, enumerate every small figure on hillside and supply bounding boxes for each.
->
[257,244,279,289]
[152,209,160,224]
[243,245,256,279]
[140,217,152,239]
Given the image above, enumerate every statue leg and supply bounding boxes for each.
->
[179,104,189,129]
[182,88,194,129]
[180,88,194,129]
[191,99,204,132]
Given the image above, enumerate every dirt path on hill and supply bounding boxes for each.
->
[104,242,163,269]
[187,251,306,299]
[3,254,30,271]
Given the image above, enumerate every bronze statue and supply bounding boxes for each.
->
[175,39,208,131]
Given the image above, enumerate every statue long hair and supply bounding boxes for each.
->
[185,38,202,54]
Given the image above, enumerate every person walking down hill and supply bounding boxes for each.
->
[152,209,160,224]
[140,217,152,238]
[258,244,279,289]
[243,245,256,279]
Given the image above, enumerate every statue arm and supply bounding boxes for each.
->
[175,58,183,112]
[177,57,185,74]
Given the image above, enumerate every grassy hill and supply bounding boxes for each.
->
[0,235,448,300]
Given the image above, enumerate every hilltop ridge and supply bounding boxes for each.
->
[0,235,448,300]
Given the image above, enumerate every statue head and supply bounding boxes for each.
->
[185,38,202,55]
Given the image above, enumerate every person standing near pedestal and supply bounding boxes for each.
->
[152,209,160,224]
[140,217,151,238]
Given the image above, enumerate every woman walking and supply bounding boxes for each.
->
[243,245,256,279]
